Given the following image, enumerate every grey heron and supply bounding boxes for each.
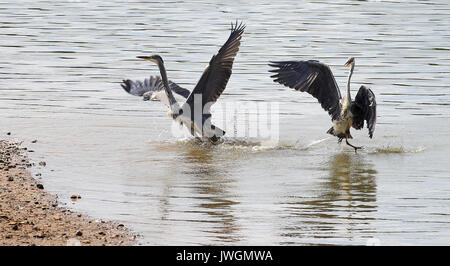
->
[123,21,245,143]
[269,57,376,152]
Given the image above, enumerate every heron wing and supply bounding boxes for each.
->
[121,76,190,98]
[269,60,342,120]
[183,21,245,113]
[351,86,377,138]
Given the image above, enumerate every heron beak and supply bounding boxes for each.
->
[137,56,157,64]
[344,58,354,67]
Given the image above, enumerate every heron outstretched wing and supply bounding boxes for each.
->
[268,60,342,120]
[121,76,190,99]
[183,21,245,113]
[351,86,376,138]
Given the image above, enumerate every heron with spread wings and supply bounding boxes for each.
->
[269,57,376,152]
[122,21,245,143]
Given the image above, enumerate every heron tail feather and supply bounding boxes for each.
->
[327,127,335,136]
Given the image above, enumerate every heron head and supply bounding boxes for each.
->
[344,57,355,67]
[137,55,163,65]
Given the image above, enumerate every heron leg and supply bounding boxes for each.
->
[345,138,362,153]
[338,138,343,144]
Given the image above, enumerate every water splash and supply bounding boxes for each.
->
[368,145,426,154]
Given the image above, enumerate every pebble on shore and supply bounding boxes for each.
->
[0,140,137,246]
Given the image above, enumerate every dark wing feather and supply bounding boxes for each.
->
[351,86,376,138]
[269,60,342,120]
[184,21,245,111]
[121,76,190,98]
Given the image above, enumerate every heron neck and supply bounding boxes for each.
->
[345,63,354,103]
[157,61,179,109]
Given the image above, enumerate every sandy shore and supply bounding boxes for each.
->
[0,140,137,246]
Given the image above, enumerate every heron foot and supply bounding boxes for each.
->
[345,139,363,153]
[209,135,221,145]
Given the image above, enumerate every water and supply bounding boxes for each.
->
[1,0,449,245]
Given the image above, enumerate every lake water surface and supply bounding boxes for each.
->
[1,0,449,245]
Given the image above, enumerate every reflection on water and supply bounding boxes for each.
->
[326,153,377,205]
[156,142,242,244]
[1,0,449,245]
[182,146,240,243]
[281,153,377,244]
